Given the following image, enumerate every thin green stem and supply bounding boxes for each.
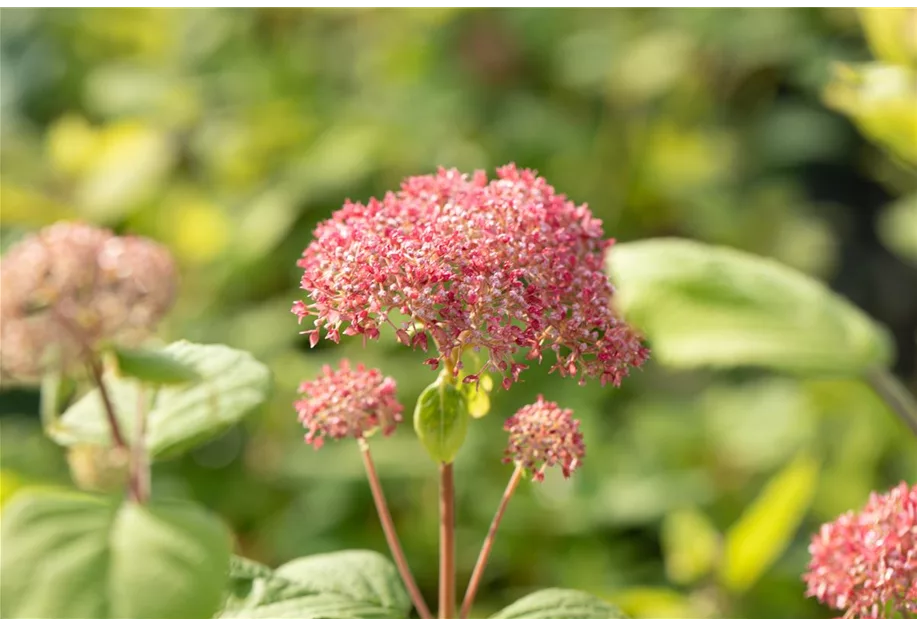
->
[439,462,456,619]
[866,368,917,437]
[358,439,432,619]
[460,464,523,619]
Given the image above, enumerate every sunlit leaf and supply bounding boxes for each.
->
[858,8,917,68]
[720,452,819,593]
[824,63,917,165]
[661,507,721,585]
[608,238,894,375]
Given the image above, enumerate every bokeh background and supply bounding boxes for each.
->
[1,8,916,619]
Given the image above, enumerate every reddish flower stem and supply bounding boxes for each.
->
[439,462,456,619]
[129,387,150,504]
[460,464,523,619]
[358,438,432,620]
[86,357,127,451]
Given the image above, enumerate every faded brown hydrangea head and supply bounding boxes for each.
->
[804,481,916,619]
[294,360,403,450]
[0,222,177,382]
[293,164,648,390]
[503,395,584,482]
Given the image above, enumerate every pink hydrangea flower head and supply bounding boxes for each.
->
[293,164,648,389]
[502,395,585,482]
[1,222,177,382]
[803,481,917,618]
[294,359,403,450]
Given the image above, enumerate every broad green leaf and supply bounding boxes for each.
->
[491,588,628,619]
[720,452,819,593]
[661,508,721,585]
[218,550,411,619]
[607,238,893,376]
[0,489,231,618]
[49,341,271,460]
[111,346,200,385]
[413,373,469,463]
[222,555,280,614]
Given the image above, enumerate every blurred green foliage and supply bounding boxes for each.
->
[1,8,916,619]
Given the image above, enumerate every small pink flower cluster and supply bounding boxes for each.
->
[503,395,585,482]
[1,222,177,382]
[804,481,916,619]
[293,164,648,389]
[295,360,403,449]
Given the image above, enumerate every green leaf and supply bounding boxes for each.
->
[222,555,279,614]
[49,341,272,460]
[413,373,470,463]
[607,238,893,376]
[0,489,231,618]
[218,550,411,619]
[661,507,721,586]
[110,346,201,385]
[459,372,493,419]
[720,452,819,593]
[491,588,628,619]
[40,370,75,432]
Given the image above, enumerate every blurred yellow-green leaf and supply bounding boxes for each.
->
[612,587,706,619]
[824,63,917,165]
[607,238,894,376]
[0,185,76,227]
[720,452,819,593]
[46,116,175,222]
[858,8,917,69]
[878,194,917,264]
[661,507,721,586]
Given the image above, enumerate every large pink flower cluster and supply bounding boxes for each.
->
[804,481,916,619]
[295,360,403,449]
[293,164,648,389]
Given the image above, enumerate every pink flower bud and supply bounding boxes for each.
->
[502,395,585,482]
[294,360,403,449]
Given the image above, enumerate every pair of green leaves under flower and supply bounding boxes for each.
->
[413,369,493,464]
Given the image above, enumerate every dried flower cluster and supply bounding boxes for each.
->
[295,360,403,449]
[293,164,648,389]
[804,481,916,619]
[1,222,177,382]
[502,395,584,482]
